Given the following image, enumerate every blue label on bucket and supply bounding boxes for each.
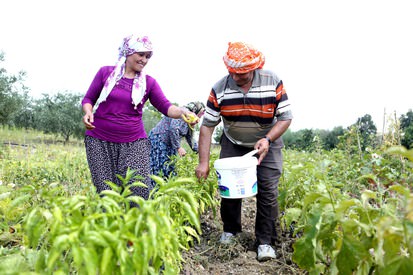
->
[218,185,230,196]
[216,171,222,184]
[217,181,258,198]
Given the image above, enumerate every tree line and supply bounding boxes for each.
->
[282,111,413,152]
[1,51,412,150]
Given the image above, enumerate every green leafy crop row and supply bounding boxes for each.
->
[280,147,413,274]
[0,142,218,274]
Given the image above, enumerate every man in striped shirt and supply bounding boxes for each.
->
[195,42,293,262]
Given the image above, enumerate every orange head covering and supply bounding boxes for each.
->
[223,42,265,74]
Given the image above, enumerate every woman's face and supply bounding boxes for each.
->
[125,51,152,72]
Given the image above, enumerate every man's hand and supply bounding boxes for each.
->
[255,137,271,164]
[195,161,210,180]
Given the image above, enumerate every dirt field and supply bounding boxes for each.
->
[181,196,306,275]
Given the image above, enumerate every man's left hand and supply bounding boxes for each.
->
[255,138,271,164]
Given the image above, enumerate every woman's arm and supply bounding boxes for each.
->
[167,105,188,119]
[82,103,95,130]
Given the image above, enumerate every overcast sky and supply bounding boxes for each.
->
[1,0,412,131]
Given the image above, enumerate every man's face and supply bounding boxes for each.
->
[229,71,254,87]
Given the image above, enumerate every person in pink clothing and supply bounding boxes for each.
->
[82,34,195,201]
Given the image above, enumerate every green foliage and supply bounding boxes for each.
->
[19,169,204,274]
[322,126,345,150]
[213,124,223,144]
[10,95,36,129]
[2,127,413,274]
[400,109,413,149]
[386,146,413,162]
[165,151,219,216]
[0,142,90,193]
[288,129,316,151]
[281,147,413,274]
[354,114,378,150]
[381,111,403,149]
[26,172,214,274]
[142,101,163,134]
[337,125,364,159]
[33,92,84,143]
[0,52,30,126]
[0,130,218,274]
[281,128,295,148]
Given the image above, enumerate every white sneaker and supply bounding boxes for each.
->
[257,244,276,261]
[219,232,235,244]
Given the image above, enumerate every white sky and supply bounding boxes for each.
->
[1,0,412,131]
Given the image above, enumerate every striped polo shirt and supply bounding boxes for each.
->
[202,69,292,147]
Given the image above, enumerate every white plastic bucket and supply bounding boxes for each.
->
[213,156,258,199]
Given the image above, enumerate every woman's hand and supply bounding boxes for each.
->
[83,111,95,130]
[178,147,187,156]
[181,111,199,129]
[167,105,199,128]
[82,103,95,130]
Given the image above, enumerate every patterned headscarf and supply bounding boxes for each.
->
[185,101,205,116]
[223,42,265,74]
[94,34,153,112]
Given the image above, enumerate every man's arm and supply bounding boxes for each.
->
[195,125,215,180]
[255,119,292,164]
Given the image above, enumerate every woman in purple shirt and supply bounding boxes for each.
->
[82,34,195,201]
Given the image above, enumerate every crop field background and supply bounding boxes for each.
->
[1,127,413,274]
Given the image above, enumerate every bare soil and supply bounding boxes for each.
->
[181,196,306,275]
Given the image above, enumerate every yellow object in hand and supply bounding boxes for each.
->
[182,113,199,129]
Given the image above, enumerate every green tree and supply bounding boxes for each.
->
[381,111,402,148]
[337,115,377,158]
[337,125,362,159]
[281,128,297,149]
[0,52,29,126]
[34,92,84,143]
[11,93,35,129]
[400,109,413,149]
[354,114,377,150]
[296,129,315,151]
[142,101,163,134]
[321,126,345,150]
[283,128,314,151]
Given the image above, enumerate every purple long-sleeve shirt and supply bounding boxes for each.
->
[82,66,172,143]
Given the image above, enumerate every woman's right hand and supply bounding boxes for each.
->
[178,147,187,156]
[83,112,95,130]
[181,110,200,130]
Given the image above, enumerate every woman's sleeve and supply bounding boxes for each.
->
[147,77,172,116]
[81,67,108,106]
